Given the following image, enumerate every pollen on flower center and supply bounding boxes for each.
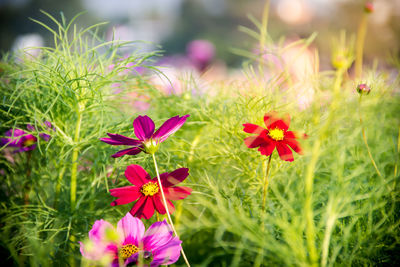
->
[23,139,35,147]
[120,244,139,260]
[268,128,284,141]
[141,182,159,196]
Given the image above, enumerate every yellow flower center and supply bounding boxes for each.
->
[141,182,159,196]
[23,139,36,147]
[120,244,139,260]
[268,128,284,141]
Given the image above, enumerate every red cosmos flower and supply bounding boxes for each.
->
[110,165,192,219]
[243,111,304,162]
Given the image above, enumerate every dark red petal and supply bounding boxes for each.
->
[284,138,302,154]
[102,133,142,146]
[268,120,289,131]
[257,140,276,156]
[125,165,151,186]
[141,197,156,219]
[153,194,167,214]
[164,186,192,200]
[243,123,265,134]
[111,147,142,158]
[263,112,279,128]
[153,194,175,215]
[276,143,294,162]
[160,168,189,187]
[129,196,148,219]
[153,115,190,143]
[110,186,141,206]
[244,136,265,148]
[284,131,297,139]
[133,115,155,141]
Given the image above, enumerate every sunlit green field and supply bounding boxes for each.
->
[1,8,399,267]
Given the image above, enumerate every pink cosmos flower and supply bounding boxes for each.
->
[110,165,192,219]
[80,212,182,267]
[100,115,189,157]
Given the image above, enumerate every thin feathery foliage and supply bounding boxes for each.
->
[1,7,400,267]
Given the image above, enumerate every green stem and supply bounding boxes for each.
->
[69,110,82,267]
[53,166,66,209]
[24,151,32,205]
[358,96,382,178]
[395,126,400,177]
[261,154,273,211]
[70,111,82,211]
[304,139,320,267]
[355,14,368,79]
[151,153,190,267]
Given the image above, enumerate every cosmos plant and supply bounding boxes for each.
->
[243,111,306,210]
[101,114,192,266]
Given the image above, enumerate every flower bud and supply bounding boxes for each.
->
[356,83,371,95]
[364,2,374,13]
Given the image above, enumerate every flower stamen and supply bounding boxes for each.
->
[141,182,159,196]
[120,244,139,260]
[268,128,284,141]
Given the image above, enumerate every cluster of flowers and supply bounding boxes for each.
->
[80,115,191,266]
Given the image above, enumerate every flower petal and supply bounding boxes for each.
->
[264,112,290,131]
[276,143,294,162]
[133,115,155,141]
[153,194,175,215]
[151,236,182,266]
[152,115,190,143]
[125,165,151,186]
[88,219,114,243]
[257,141,276,156]
[243,123,265,134]
[284,138,302,154]
[100,133,141,146]
[117,212,145,246]
[130,196,156,219]
[268,119,289,131]
[164,187,192,201]
[244,135,265,148]
[111,147,142,158]
[110,186,141,206]
[263,111,279,128]
[143,220,173,251]
[14,144,37,153]
[160,168,189,187]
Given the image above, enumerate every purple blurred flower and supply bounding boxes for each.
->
[79,213,182,267]
[1,121,55,153]
[186,40,215,72]
[100,115,189,157]
[1,128,37,153]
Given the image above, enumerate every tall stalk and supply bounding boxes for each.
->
[70,111,82,211]
[151,153,191,267]
[358,95,382,178]
[261,154,273,211]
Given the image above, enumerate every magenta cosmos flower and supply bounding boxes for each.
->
[1,128,37,153]
[110,165,192,219]
[80,212,182,267]
[1,122,54,153]
[100,115,189,158]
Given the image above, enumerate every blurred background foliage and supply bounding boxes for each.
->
[1,0,399,68]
